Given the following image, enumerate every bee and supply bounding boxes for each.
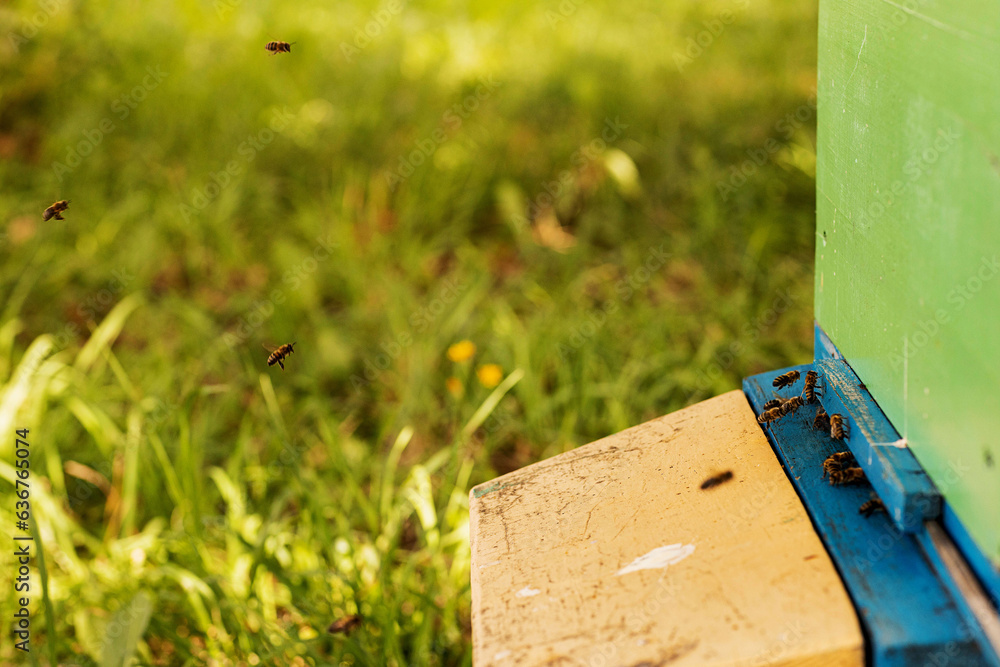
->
[328,614,361,635]
[772,370,800,390]
[802,370,822,403]
[813,407,831,432]
[779,395,805,416]
[829,466,866,486]
[264,342,296,370]
[822,450,856,478]
[43,200,69,221]
[757,407,784,429]
[859,498,886,517]
[700,470,734,490]
[762,399,782,411]
[830,413,848,440]
[265,40,296,54]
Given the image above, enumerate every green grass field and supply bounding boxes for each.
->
[1,0,816,664]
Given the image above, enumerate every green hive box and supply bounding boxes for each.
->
[815,0,1000,566]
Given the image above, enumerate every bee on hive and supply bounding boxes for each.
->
[829,466,866,486]
[830,413,848,440]
[757,406,784,429]
[779,395,805,416]
[822,450,856,479]
[813,407,831,432]
[859,498,886,517]
[772,370,800,390]
[762,399,782,411]
[802,370,822,403]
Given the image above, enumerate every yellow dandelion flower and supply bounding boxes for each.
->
[476,363,504,388]
[447,340,476,362]
[446,376,463,396]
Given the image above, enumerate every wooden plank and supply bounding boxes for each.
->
[815,0,1000,567]
[813,357,940,531]
[744,366,985,666]
[470,390,863,667]
[917,522,1000,666]
[817,323,1000,605]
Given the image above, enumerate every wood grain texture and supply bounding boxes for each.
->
[745,366,986,666]
[815,0,1000,566]
[470,390,863,667]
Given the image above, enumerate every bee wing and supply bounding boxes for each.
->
[261,343,278,352]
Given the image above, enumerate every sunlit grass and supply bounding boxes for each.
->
[1,0,816,663]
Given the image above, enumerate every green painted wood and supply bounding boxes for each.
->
[815,1,1000,567]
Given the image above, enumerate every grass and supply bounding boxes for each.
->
[1,0,817,664]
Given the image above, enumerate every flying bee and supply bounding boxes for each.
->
[265,40,296,54]
[829,466,866,486]
[328,614,361,635]
[757,407,784,429]
[43,200,69,221]
[830,413,848,440]
[762,399,782,411]
[263,342,296,370]
[802,370,822,403]
[813,407,831,432]
[822,450,856,478]
[859,498,886,517]
[779,395,805,416]
[772,370,800,390]
[700,470,734,490]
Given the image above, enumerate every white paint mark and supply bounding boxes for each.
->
[876,438,909,449]
[493,650,512,660]
[845,25,868,90]
[615,543,695,576]
[478,560,501,570]
[877,0,976,39]
[903,336,909,439]
[515,586,540,598]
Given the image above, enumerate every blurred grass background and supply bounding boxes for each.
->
[0,0,816,664]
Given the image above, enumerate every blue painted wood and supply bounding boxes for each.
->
[817,323,1000,606]
[814,357,941,532]
[744,367,984,667]
[813,327,941,532]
